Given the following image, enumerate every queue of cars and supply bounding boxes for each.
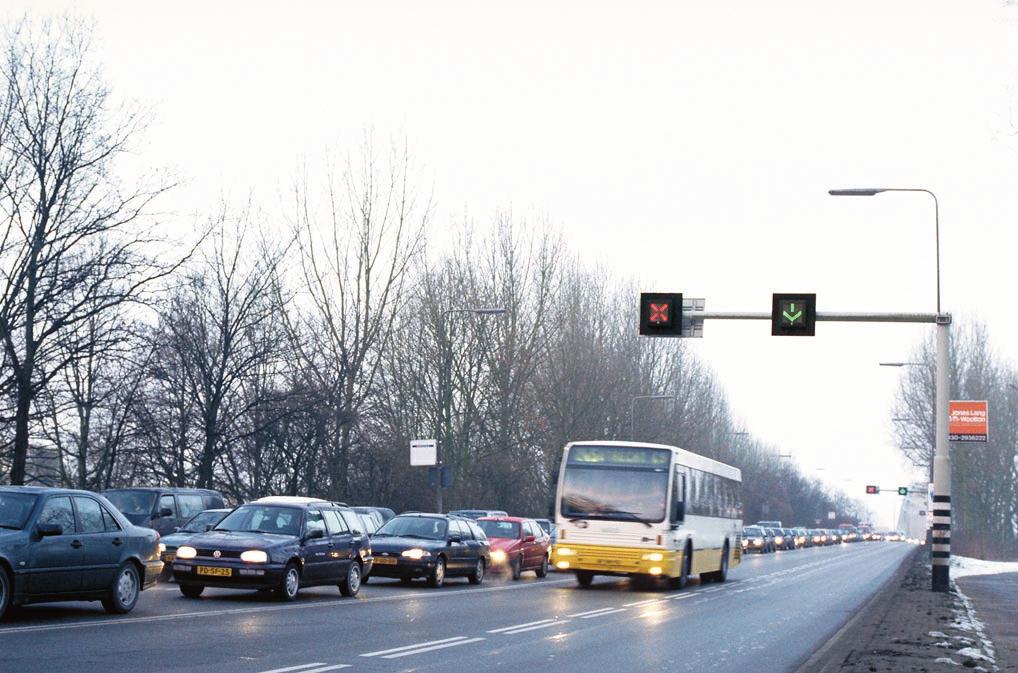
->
[0,484,555,620]
[741,521,911,554]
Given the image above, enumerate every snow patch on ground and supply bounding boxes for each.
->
[951,555,1018,579]
[950,580,999,672]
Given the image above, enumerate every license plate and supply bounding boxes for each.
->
[196,566,232,577]
[163,553,176,562]
[374,557,397,565]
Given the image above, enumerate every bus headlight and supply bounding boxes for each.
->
[642,552,664,562]
[176,546,197,560]
[556,547,575,556]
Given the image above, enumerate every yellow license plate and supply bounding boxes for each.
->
[374,557,397,565]
[196,566,232,577]
[163,554,176,562]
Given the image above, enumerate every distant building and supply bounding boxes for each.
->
[896,481,930,540]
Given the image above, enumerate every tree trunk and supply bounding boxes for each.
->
[11,380,32,485]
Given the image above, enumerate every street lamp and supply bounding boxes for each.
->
[832,186,951,591]
[630,395,675,439]
[435,306,508,512]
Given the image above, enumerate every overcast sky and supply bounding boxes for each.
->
[7,0,1017,528]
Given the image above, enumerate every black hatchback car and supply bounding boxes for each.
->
[0,486,162,619]
[369,513,490,587]
[172,498,371,600]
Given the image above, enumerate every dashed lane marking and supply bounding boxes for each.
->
[622,598,668,608]
[580,608,626,619]
[488,619,557,633]
[567,607,619,618]
[501,620,571,635]
[361,636,469,658]
[256,665,349,673]
[254,665,327,673]
[379,637,486,659]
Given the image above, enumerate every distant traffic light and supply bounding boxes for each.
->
[897,486,909,496]
[639,293,683,337]
[865,485,879,495]
[772,293,817,336]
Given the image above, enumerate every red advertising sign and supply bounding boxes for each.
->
[949,400,988,442]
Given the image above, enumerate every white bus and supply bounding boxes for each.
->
[551,441,743,588]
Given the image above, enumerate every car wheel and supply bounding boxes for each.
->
[400,576,414,585]
[339,562,362,597]
[575,570,594,588]
[101,563,140,614]
[511,556,522,581]
[180,584,205,598]
[278,562,301,601]
[468,558,485,585]
[536,556,549,578]
[427,557,446,588]
[669,545,691,590]
[0,568,11,620]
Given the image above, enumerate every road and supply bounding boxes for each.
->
[0,541,912,673]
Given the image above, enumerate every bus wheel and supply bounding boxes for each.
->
[669,545,691,590]
[703,544,729,583]
[575,570,594,588]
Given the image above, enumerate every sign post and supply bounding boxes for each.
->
[948,401,988,442]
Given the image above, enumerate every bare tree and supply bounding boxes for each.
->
[0,18,179,484]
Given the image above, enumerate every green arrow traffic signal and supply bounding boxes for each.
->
[897,487,909,496]
[772,293,816,337]
[783,303,803,324]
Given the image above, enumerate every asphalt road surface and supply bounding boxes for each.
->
[0,541,912,673]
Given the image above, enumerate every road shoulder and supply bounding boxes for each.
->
[795,547,999,673]
[957,572,1018,673]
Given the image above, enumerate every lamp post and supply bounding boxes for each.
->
[831,186,951,591]
[630,395,675,439]
[436,307,507,513]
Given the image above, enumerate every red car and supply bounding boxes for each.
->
[476,516,550,580]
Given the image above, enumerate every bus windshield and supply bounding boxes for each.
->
[561,467,668,523]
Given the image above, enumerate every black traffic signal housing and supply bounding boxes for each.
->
[865,485,879,495]
[640,293,683,337]
[897,487,909,496]
[772,293,817,336]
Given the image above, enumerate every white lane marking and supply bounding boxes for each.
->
[380,637,486,659]
[580,608,626,619]
[502,619,571,635]
[622,598,666,607]
[566,607,617,618]
[255,665,327,673]
[297,666,350,673]
[487,619,556,633]
[671,593,694,600]
[0,577,575,636]
[361,636,468,657]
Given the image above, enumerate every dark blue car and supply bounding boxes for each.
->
[0,486,162,619]
[172,497,372,600]
[369,513,491,587]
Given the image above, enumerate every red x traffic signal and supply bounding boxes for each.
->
[640,293,683,336]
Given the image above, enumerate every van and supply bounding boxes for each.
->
[102,487,225,535]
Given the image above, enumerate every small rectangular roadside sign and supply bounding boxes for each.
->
[410,438,438,466]
[948,400,988,442]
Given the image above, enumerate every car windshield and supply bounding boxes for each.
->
[0,492,37,529]
[560,449,669,523]
[181,510,229,533]
[744,526,763,536]
[375,516,447,540]
[477,520,520,539]
[215,505,301,536]
[104,490,157,524]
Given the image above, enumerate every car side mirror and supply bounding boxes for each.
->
[671,500,685,525]
[158,507,173,518]
[304,528,325,541]
[37,522,63,537]
[524,535,535,543]
[448,535,462,544]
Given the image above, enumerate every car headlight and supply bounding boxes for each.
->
[642,552,664,562]
[556,547,575,556]
[158,543,166,554]
[240,550,268,563]
[490,549,507,563]
[774,536,783,544]
[402,548,430,560]
[753,539,762,546]
[176,546,197,560]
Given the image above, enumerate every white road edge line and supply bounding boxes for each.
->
[488,619,556,633]
[361,636,467,657]
[502,619,571,635]
[255,664,328,673]
[580,608,626,619]
[380,637,486,659]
